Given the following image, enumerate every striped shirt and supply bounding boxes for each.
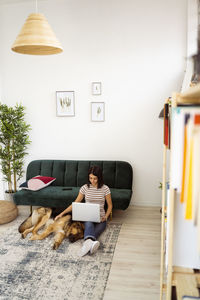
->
[80,184,111,218]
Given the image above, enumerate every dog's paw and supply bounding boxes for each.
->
[21,233,26,239]
[29,235,39,241]
[52,242,60,250]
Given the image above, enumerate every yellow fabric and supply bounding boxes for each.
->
[180,126,187,203]
[185,139,193,220]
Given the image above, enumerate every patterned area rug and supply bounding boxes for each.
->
[0,218,121,300]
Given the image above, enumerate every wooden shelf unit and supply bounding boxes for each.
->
[160,87,200,300]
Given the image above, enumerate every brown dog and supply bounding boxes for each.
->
[19,207,52,239]
[19,207,84,249]
[30,215,84,249]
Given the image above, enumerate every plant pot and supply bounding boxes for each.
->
[4,191,15,202]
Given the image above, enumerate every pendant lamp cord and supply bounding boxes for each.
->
[35,0,38,13]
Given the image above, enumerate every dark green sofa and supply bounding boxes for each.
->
[13,160,133,210]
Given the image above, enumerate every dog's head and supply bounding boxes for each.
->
[68,222,84,243]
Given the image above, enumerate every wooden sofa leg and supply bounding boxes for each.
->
[30,206,32,214]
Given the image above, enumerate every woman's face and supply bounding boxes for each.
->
[89,173,98,187]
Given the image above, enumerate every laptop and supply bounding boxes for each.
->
[72,202,100,223]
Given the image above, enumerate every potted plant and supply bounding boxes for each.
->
[0,103,31,200]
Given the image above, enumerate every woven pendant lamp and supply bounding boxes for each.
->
[11,13,63,55]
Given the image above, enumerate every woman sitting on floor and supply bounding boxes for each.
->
[55,165,112,256]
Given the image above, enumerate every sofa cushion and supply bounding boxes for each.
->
[26,160,133,189]
[20,176,56,191]
[14,186,132,210]
[14,187,80,207]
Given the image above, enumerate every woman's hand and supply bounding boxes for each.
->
[54,214,62,221]
[101,216,107,222]
[54,192,84,221]
[102,194,112,223]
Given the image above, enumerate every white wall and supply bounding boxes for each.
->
[0,0,187,206]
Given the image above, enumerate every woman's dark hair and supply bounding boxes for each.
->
[87,165,104,188]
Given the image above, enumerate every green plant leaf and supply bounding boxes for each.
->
[0,103,31,192]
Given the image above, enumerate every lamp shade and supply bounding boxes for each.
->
[11,13,63,55]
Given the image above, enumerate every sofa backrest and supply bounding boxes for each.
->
[26,160,133,189]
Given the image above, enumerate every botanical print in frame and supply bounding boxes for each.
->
[92,82,101,95]
[91,102,105,122]
[56,91,75,117]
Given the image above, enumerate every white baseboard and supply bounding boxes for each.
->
[130,200,161,207]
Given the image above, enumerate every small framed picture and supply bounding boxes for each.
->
[56,91,75,117]
[91,102,105,122]
[92,82,101,95]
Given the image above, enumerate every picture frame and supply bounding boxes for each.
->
[56,91,75,117]
[92,82,101,95]
[91,102,105,122]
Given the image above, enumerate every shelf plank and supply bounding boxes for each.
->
[173,266,195,274]
[176,83,200,104]
[174,273,199,300]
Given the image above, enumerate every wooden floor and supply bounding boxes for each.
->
[104,206,161,300]
[0,205,161,300]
